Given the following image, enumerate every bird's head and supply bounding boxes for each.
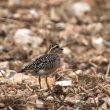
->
[47,43,63,54]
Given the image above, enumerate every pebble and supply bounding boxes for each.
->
[0,103,5,108]
[29,9,38,17]
[0,45,5,52]
[0,70,5,77]
[67,2,91,17]
[64,95,79,104]
[36,99,44,109]
[14,28,43,48]
[0,62,9,69]
[6,71,30,83]
[5,70,17,79]
[103,97,110,107]
[55,80,72,86]
[55,22,66,30]
[92,37,104,48]
[46,96,54,101]
[68,71,77,77]
[75,70,83,75]
[87,23,103,33]
[63,47,71,55]
[8,0,21,6]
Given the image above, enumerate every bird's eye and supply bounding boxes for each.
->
[54,45,59,48]
[49,43,59,49]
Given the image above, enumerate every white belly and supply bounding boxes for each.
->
[38,69,46,75]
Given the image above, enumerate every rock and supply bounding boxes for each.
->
[5,70,17,79]
[90,56,108,65]
[63,47,71,55]
[0,45,5,52]
[55,80,72,86]
[46,96,54,101]
[8,47,28,60]
[99,103,107,110]
[0,70,5,77]
[103,97,110,106]
[29,9,39,17]
[6,70,30,83]
[75,70,83,75]
[92,37,104,48]
[36,99,44,109]
[16,90,26,96]
[14,28,43,48]
[50,8,61,22]
[68,71,78,79]
[0,62,9,69]
[64,95,79,104]
[87,23,103,33]
[55,22,66,30]
[0,103,5,108]
[48,0,64,6]
[8,0,21,6]
[67,2,91,17]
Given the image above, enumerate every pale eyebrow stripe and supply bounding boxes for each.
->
[47,44,59,53]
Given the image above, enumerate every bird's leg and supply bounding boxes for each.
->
[38,75,41,89]
[45,76,50,89]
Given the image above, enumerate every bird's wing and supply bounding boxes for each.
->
[33,54,57,69]
[19,54,57,72]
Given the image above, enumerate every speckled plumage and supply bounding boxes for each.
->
[20,43,63,89]
[20,54,60,75]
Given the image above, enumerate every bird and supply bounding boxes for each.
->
[19,43,63,89]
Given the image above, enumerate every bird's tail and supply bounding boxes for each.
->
[18,64,33,73]
[18,68,26,73]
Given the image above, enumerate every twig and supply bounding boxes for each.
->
[8,106,13,110]
[105,63,110,78]
[25,84,33,92]
[98,84,110,97]
[93,97,98,110]
[0,69,6,78]
[0,17,37,27]
[61,40,75,48]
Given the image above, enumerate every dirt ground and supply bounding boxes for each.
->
[0,0,110,110]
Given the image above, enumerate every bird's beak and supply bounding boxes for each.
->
[60,48,63,51]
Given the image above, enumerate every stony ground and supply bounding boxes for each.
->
[0,0,110,110]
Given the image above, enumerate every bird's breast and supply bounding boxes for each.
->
[38,69,46,75]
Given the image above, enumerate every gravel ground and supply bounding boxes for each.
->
[0,0,110,110]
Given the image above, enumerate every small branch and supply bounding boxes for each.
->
[105,63,110,78]
[98,84,110,97]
